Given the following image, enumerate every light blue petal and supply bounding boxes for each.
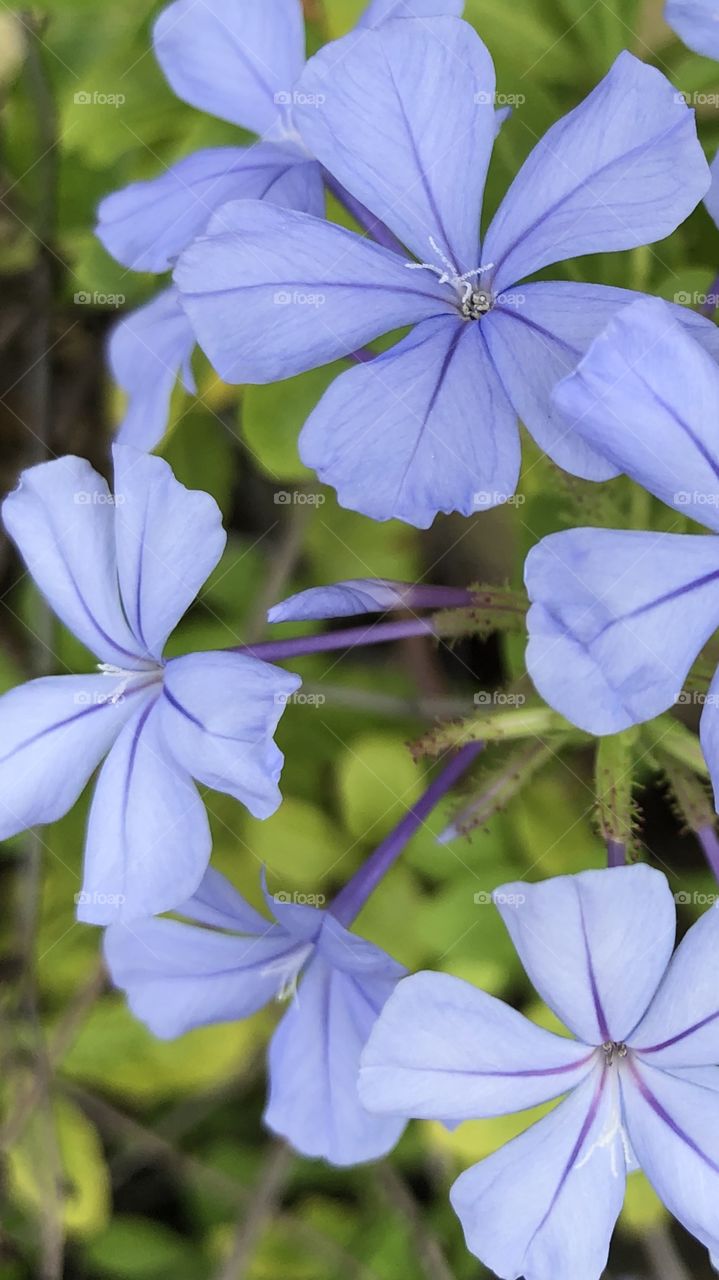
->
[111,445,226,660]
[484,52,710,292]
[360,0,463,24]
[359,970,595,1122]
[160,651,301,819]
[451,1064,626,1280]
[265,953,406,1165]
[78,698,210,924]
[153,0,304,135]
[294,17,493,270]
[525,529,719,735]
[174,199,452,384]
[97,144,324,274]
[0,675,141,839]
[176,866,269,934]
[706,150,719,230]
[495,867,676,1045]
[109,288,196,453]
[268,579,468,623]
[700,667,719,814]
[485,282,719,482]
[554,296,719,530]
[2,455,144,667]
[632,903,719,1066]
[622,1061,719,1256]
[666,0,719,59]
[300,316,521,528]
[315,914,407,982]
[104,912,299,1038]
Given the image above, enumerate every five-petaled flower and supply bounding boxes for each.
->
[174,16,718,528]
[360,865,719,1279]
[97,0,463,450]
[525,296,719,812]
[0,446,300,923]
[105,866,406,1166]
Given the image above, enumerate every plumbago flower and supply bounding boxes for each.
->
[97,0,463,450]
[666,0,719,59]
[104,867,407,1166]
[360,865,719,1278]
[174,16,719,529]
[0,446,300,924]
[104,743,480,1164]
[524,295,719,810]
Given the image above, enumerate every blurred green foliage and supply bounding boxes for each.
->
[1,0,718,1276]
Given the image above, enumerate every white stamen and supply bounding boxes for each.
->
[576,1072,630,1180]
[406,236,494,306]
[261,943,314,1005]
[97,663,141,704]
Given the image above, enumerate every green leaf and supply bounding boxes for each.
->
[241,364,346,482]
[8,1096,110,1237]
[337,733,425,844]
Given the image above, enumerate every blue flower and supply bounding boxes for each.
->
[0,446,300,924]
[360,864,719,1278]
[98,0,463,451]
[105,867,407,1166]
[174,17,718,529]
[525,295,719,807]
[666,0,719,59]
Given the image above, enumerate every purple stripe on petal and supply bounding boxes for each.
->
[637,1009,719,1056]
[0,679,156,767]
[534,1069,607,1233]
[628,1058,719,1174]
[578,893,611,1042]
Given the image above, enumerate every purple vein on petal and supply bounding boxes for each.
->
[577,888,611,1042]
[628,1058,719,1174]
[0,680,156,767]
[636,1008,719,1055]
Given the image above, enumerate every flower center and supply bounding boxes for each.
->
[97,663,163,704]
[405,236,494,321]
[601,1040,628,1066]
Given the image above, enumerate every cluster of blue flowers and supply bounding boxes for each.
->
[5,1,719,1276]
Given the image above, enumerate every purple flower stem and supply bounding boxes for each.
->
[323,169,407,257]
[697,824,719,881]
[606,838,627,868]
[330,741,484,927]
[233,610,470,664]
